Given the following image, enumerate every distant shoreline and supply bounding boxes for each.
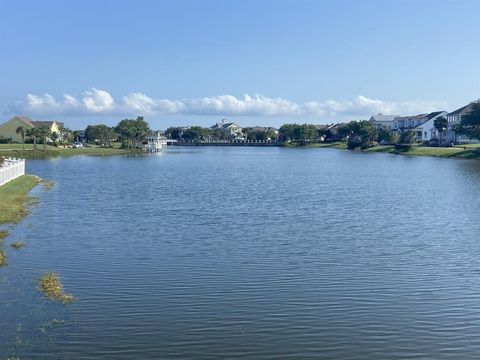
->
[174,141,480,159]
[1,142,479,160]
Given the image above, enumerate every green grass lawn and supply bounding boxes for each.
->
[0,175,41,225]
[365,145,480,159]
[284,141,348,149]
[0,143,128,158]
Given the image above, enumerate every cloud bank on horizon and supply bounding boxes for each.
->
[8,88,445,119]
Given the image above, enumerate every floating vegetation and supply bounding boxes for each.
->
[0,249,6,267]
[26,197,40,207]
[10,241,25,249]
[39,272,74,304]
[38,318,65,333]
[0,230,8,240]
[42,180,55,191]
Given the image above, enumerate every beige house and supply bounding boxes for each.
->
[0,116,63,142]
[210,119,243,139]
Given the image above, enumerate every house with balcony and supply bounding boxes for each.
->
[385,111,447,142]
[444,103,477,143]
[210,119,243,140]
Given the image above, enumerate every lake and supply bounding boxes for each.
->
[1,146,480,359]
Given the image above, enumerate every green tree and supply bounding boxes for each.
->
[458,100,480,141]
[279,124,318,143]
[15,126,26,150]
[132,116,150,148]
[434,116,448,144]
[115,119,137,148]
[399,130,416,144]
[85,125,100,143]
[182,128,200,143]
[72,130,82,142]
[37,125,52,153]
[336,125,350,141]
[165,127,183,141]
[51,131,59,143]
[26,128,39,154]
[346,121,377,149]
[390,132,400,145]
[377,128,391,144]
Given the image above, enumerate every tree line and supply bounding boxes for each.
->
[84,116,150,148]
[165,126,279,143]
[8,100,480,152]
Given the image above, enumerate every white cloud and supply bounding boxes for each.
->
[7,88,445,119]
[25,93,61,114]
[122,93,156,114]
[82,88,115,113]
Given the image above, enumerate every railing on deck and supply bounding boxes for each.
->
[0,158,25,186]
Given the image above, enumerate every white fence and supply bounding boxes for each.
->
[0,158,26,186]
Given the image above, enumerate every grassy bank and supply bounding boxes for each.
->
[365,145,480,159]
[286,141,480,159]
[0,143,128,159]
[0,175,41,225]
[283,141,348,150]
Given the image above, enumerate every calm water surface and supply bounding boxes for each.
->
[1,147,480,359]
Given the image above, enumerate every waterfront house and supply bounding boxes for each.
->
[410,112,448,142]
[369,114,399,131]
[392,111,447,142]
[143,131,167,152]
[445,103,477,143]
[210,119,243,139]
[0,116,63,142]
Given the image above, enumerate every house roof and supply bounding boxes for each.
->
[211,122,239,130]
[394,114,428,121]
[426,111,446,120]
[31,120,58,128]
[8,116,35,127]
[447,103,475,117]
[370,114,399,122]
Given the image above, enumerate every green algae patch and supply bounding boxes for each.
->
[39,272,74,304]
[0,249,7,267]
[0,175,41,225]
[10,241,25,249]
[42,180,55,191]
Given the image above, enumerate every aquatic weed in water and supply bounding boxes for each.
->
[39,272,74,304]
[0,249,6,267]
[10,241,25,249]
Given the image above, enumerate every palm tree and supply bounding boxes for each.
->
[26,128,39,154]
[37,125,52,154]
[15,126,26,150]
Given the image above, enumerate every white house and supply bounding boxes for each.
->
[410,111,448,142]
[369,114,399,130]
[387,111,447,142]
[144,131,167,152]
[211,119,243,139]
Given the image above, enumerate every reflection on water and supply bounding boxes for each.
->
[1,147,480,359]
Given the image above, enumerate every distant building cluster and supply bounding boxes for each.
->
[369,102,476,144]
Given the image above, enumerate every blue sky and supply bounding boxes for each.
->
[0,0,479,129]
